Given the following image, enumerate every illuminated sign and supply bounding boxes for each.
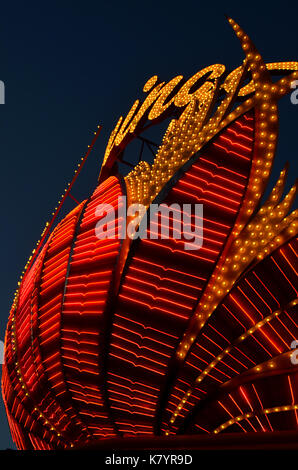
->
[2,17,298,450]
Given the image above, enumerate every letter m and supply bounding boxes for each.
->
[150,203,182,240]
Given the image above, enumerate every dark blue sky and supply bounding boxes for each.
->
[0,1,297,449]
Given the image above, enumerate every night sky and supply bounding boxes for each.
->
[0,1,297,449]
